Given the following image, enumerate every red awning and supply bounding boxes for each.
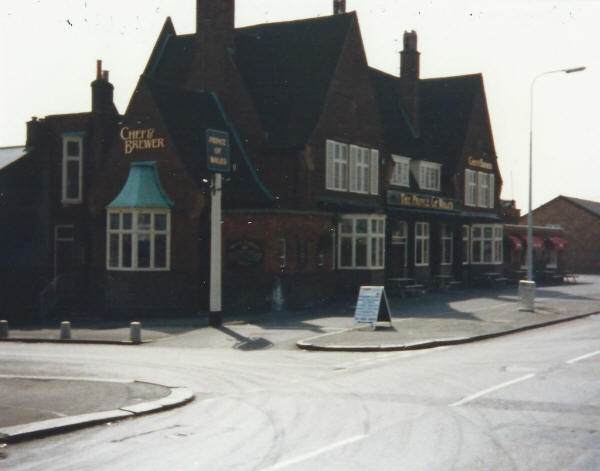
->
[548,237,568,250]
[508,235,523,251]
[531,236,544,250]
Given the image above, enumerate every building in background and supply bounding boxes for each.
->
[519,195,600,274]
[1,0,508,320]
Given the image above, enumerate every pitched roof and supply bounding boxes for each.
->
[234,13,355,148]
[107,161,174,209]
[369,69,419,157]
[146,80,274,206]
[561,195,600,218]
[419,74,481,166]
[0,146,27,171]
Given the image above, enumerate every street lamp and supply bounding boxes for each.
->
[522,66,586,310]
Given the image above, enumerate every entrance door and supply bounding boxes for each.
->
[54,225,76,290]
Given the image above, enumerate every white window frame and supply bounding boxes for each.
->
[338,214,386,270]
[327,140,379,195]
[62,135,84,204]
[415,222,430,266]
[391,155,410,187]
[470,224,503,265]
[465,169,477,207]
[478,172,489,208]
[326,140,348,191]
[107,209,171,271]
[441,224,453,265]
[462,224,470,265]
[414,161,441,191]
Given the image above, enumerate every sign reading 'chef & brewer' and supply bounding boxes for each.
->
[120,127,165,155]
[387,190,460,211]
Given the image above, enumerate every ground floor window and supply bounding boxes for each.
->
[107,209,170,270]
[441,224,453,265]
[471,224,503,264]
[338,215,385,269]
[415,222,429,266]
[462,225,470,264]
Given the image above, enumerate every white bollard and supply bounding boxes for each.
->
[0,320,8,338]
[130,322,142,344]
[518,280,535,312]
[60,321,71,340]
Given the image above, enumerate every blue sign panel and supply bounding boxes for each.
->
[206,129,230,173]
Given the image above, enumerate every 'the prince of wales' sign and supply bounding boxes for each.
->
[206,129,230,173]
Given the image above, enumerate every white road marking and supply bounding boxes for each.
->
[261,434,368,470]
[450,373,536,407]
[566,350,600,364]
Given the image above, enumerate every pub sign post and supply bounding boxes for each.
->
[207,129,230,327]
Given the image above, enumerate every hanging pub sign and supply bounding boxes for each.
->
[206,129,230,173]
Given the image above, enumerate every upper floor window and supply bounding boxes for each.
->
[465,169,495,208]
[62,134,84,204]
[326,140,379,195]
[390,155,410,187]
[413,161,441,191]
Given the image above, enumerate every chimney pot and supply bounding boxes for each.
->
[102,70,109,82]
[334,0,346,15]
[96,60,102,80]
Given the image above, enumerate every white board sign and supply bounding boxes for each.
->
[354,286,392,329]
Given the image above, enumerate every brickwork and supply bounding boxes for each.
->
[520,197,600,273]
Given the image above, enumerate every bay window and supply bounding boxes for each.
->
[338,215,385,269]
[107,209,170,270]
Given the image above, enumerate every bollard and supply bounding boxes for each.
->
[0,320,8,338]
[60,321,71,340]
[130,321,142,344]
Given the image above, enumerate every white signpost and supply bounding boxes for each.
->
[354,286,392,330]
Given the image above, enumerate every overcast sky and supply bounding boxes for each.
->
[1,0,598,213]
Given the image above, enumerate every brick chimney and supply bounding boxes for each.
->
[91,60,116,115]
[334,0,346,15]
[197,0,234,34]
[399,30,420,135]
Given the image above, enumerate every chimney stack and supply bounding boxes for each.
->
[91,60,116,115]
[197,0,234,34]
[334,0,346,15]
[399,30,420,135]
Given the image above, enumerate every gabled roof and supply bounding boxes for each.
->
[369,69,419,157]
[0,146,27,171]
[560,195,600,218]
[146,80,274,206]
[419,74,481,166]
[234,13,355,148]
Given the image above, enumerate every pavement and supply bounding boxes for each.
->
[1,275,599,442]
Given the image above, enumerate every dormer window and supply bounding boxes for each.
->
[390,155,410,187]
[413,160,441,191]
[62,133,84,204]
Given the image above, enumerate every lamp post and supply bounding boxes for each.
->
[522,66,585,311]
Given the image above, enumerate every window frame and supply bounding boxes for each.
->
[414,161,441,192]
[465,169,477,207]
[390,155,410,187]
[337,214,386,270]
[414,221,430,266]
[441,224,453,266]
[326,140,348,191]
[470,224,503,265]
[462,224,470,265]
[106,209,171,271]
[61,134,84,204]
[326,140,379,195]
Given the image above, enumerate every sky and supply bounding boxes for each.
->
[1,0,599,213]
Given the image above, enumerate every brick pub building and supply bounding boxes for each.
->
[0,0,508,320]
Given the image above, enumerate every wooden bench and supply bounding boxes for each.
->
[402,284,426,297]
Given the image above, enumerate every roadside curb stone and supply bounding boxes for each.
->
[0,378,195,443]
